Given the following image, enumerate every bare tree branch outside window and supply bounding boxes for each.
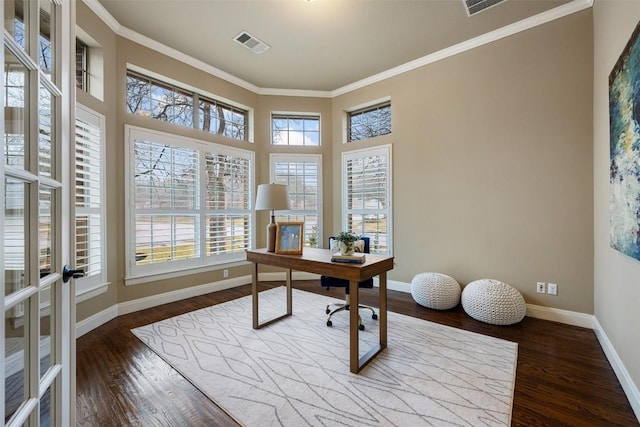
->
[348,102,391,142]
[126,71,247,141]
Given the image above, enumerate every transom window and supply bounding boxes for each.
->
[76,39,89,91]
[272,114,320,146]
[347,101,391,142]
[126,71,249,142]
[126,126,254,281]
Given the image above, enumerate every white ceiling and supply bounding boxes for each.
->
[89,0,580,93]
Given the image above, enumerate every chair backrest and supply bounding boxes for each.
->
[322,236,373,290]
[329,236,370,253]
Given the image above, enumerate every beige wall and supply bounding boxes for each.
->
[334,10,594,312]
[76,6,594,317]
[75,1,118,321]
[593,0,640,409]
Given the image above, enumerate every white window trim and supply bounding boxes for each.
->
[124,125,255,284]
[342,144,393,255]
[269,153,323,246]
[75,105,109,298]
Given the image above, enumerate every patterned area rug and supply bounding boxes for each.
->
[132,287,517,426]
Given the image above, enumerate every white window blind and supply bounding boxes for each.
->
[127,126,254,279]
[75,106,106,292]
[204,153,251,256]
[271,154,322,247]
[343,145,392,255]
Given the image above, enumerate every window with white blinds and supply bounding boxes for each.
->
[343,145,392,255]
[75,106,106,293]
[271,154,322,248]
[127,126,254,279]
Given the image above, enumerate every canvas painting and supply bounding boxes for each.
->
[610,19,640,261]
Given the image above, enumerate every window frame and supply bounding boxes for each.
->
[124,125,255,284]
[75,38,88,92]
[271,112,321,146]
[346,99,392,143]
[126,69,251,142]
[342,144,393,255]
[74,105,108,299]
[270,153,323,248]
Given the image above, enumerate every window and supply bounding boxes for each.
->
[126,126,254,280]
[347,101,391,142]
[272,114,320,146]
[75,106,106,295]
[343,145,392,255]
[271,154,322,247]
[126,71,249,141]
[76,39,88,91]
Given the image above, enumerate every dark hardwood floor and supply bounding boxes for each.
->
[76,281,638,426]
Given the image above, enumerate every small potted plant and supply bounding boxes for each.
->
[335,231,360,255]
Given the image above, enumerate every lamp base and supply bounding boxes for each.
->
[266,215,277,252]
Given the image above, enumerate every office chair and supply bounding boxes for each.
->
[321,236,378,330]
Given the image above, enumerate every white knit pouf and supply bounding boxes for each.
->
[411,272,461,310]
[461,279,526,325]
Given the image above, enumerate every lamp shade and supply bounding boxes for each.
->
[255,184,291,211]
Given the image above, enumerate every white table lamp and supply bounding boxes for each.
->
[255,183,291,252]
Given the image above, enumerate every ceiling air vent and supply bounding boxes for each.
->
[234,31,270,54]
[463,0,509,16]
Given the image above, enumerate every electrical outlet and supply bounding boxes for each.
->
[223,269,229,278]
[536,282,546,293]
[548,282,557,295]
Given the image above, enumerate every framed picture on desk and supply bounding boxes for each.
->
[275,222,304,254]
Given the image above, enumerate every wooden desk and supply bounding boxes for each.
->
[245,247,394,374]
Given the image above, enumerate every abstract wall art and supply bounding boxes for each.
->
[610,19,640,261]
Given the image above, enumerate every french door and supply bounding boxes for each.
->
[2,0,75,425]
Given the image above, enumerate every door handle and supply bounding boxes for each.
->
[62,265,85,283]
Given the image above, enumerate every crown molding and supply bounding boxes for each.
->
[82,0,593,99]
[331,0,594,97]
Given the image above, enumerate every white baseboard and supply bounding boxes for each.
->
[117,276,251,316]
[593,318,640,422]
[524,303,595,328]
[76,304,119,338]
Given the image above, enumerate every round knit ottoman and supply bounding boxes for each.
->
[411,272,461,310]
[461,279,526,325]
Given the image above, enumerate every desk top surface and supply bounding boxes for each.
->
[246,247,394,282]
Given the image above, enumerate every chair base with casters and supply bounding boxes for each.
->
[325,293,378,330]
[321,236,378,330]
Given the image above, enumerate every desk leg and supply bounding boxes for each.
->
[252,262,259,329]
[352,272,388,373]
[286,268,293,315]
[379,271,388,349]
[252,263,293,329]
[349,280,359,374]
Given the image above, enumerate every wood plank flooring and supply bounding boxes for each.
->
[76,281,638,426]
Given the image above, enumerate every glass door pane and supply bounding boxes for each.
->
[39,0,54,77]
[4,46,29,170]
[4,299,30,424]
[39,186,54,278]
[39,284,53,378]
[4,0,28,49]
[4,177,29,297]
